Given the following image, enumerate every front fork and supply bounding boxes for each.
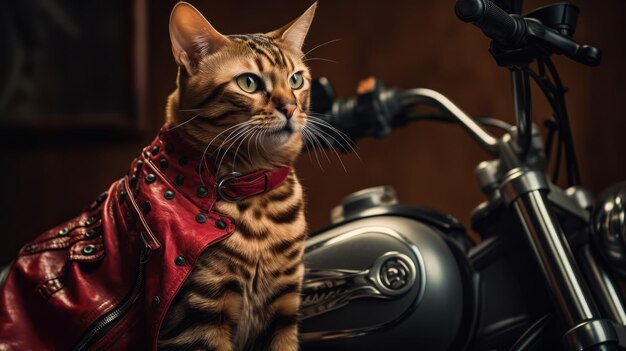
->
[500,166,622,350]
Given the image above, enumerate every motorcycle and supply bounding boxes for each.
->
[298,1,626,350]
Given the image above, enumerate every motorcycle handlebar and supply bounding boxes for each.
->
[455,0,525,45]
[308,77,499,155]
[454,0,601,66]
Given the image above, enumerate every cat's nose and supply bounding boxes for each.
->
[278,102,296,119]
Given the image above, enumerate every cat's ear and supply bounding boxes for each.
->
[169,2,229,75]
[268,2,317,51]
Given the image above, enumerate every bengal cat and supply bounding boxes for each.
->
[157,2,317,350]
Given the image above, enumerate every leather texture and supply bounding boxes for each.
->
[0,125,291,350]
[219,166,292,201]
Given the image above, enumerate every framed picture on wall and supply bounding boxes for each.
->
[0,0,147,141]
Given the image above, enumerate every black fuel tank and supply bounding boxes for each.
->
[300,214,469,350]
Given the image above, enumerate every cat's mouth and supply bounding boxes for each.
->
[265,121,296,144]
[268,120,296,135]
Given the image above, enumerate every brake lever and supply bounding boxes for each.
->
[456,0,602,67]
[504,18,602,67]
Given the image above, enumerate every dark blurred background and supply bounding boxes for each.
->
[1,0,625,263]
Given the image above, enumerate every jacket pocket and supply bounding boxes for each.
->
[18,212,106,300]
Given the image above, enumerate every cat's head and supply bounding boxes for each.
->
[167,2,317,173]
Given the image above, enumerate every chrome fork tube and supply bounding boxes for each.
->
[500,167,619,350]
[578,244,626,326]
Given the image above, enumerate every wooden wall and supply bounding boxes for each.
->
[1,0,625,263]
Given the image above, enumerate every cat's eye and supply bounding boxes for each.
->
[289,72,304,89]
[236,74,260,93]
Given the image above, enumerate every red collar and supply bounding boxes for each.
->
[146,125,292,206]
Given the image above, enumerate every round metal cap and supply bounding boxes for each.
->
[591,182,626,276]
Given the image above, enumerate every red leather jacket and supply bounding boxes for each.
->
[0,126,290,350]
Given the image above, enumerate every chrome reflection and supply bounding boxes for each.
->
[301,226,427,342]
[301,252,417,320]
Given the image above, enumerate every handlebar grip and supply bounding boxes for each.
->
[455,0,524,45]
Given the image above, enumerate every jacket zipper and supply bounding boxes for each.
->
[72,238,151,351]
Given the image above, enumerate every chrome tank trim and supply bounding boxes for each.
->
[301,226,427,342]
[300,251,417,319]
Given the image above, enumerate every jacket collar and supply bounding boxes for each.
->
[125,124,292,251]
[146,124,291,207]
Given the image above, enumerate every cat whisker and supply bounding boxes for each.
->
[257,128,270,155]
[212,125,249,164]
[211,123,251,157]
[246,129,257,165]
[200,121,253,184]
[207,122,253,162]
[303,122,332,168]
[168,113,201,130]
[216,125,253,175]
[231,127,256,172]
[177,107,209,113]
[306,113,357,143]
[305,118,352,151]
[300,129,314,163]
[305,118,360,162]
[305,117,360,160]
[304,123,331,163]
[304,122,350,172]
[172,107,226,130]
[302,57,338,64]
[253,128,262,156]
[305,111,332,116]
[302,38,342,58]
[224,127,254,172]
[306,113,358,147]
[247,128,266,165]
[301,128,324,171]
[308,119,361,159]
[306,124,348,173]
